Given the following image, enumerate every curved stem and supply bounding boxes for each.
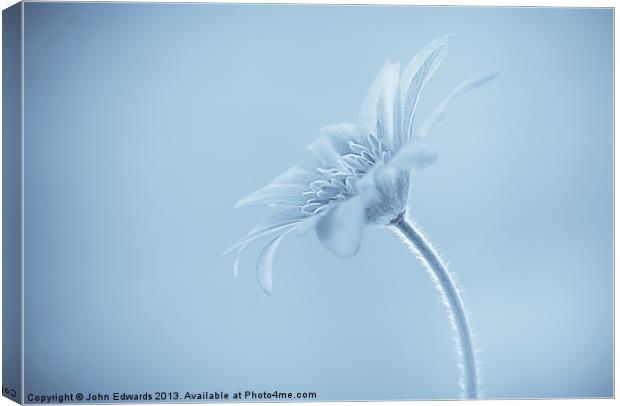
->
[390,213,478,399]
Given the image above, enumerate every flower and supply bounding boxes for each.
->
[225,35,497,294]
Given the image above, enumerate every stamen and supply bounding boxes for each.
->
[348,141,371,155]
[301,202,323,214]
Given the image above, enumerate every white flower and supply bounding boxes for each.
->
[225,35,497,294]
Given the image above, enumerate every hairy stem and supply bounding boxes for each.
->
[390,212,478,399]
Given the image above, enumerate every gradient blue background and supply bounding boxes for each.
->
[22,3,613,401]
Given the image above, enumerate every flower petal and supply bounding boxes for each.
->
[232,244,247,277]
[235,164,316,208]
[295,209,328,235]
[401,34,452,144]
[235,186,308,208]
[315,194,367,258]
[307,123,362,169]
[390,140,438,170]
[359,62,398,134]
[256,232,287,295]
[417,71,500,139]
[223,208,305,255]
[376,62,401,151]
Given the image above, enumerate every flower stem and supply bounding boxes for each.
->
[390,213,478,399]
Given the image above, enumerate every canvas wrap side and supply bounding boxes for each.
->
[3,2,23,404]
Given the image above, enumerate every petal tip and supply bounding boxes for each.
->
[233,196,250,208]
[436,33,455,44]
[256,233,287,297]
[487,70,501,82]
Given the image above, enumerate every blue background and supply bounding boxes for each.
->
[22,3,613,400]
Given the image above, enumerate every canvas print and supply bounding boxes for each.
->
[2,2,614,403]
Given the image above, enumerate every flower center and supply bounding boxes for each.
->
[300,132,391,215]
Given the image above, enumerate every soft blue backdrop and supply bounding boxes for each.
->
[22,3,613,400]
